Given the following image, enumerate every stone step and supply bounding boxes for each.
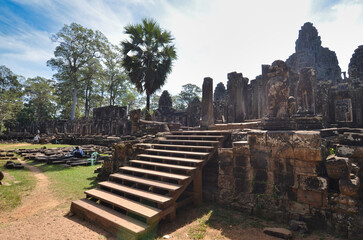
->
[71,198,149,239]
[158,139,219,146]
[144,149,209,158]
[165,135,224,141]
[129,160,197,172]
[97,182,172,206]
[137,154,203,165]
[170,130,229,135]
[85,188,161,222]
[120,166,190,182]
[151,143,214,152]
[110,173,182,192]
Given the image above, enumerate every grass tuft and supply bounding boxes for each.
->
[188,210,212,239]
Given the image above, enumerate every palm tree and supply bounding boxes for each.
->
[121,18,177,112]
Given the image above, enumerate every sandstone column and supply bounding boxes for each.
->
[227,72,246,122]
[201,77,214,128]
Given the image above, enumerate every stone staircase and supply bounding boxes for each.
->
[71,130,228,239]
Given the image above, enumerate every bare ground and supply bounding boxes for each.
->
[0,160,340,240]
[0,159,115,240]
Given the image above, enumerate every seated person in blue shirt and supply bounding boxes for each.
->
[71,146,85,158]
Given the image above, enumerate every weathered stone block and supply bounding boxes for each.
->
[218,175,234,190]
[298,175,328,192]
[234,178,252,193]
[218,148,233,162]
[293,148,321,161]
[339,176,360,196]
[233,193,256,212]
[218,148,233,175]
[254,169,268,182]
[330,195,359,214]
[297,189,327,208]
[232,140,249,153]
[266,131,294,147]
[274,173,295,193]
[250,149,269,169]
[248,130,267,146]
[234,155,250,167]
[293,131,321,148]
[342,133,363,146]
[231,132,247,141]
[263,227,292,240]
[289,220,308,234]
[233,166,251,179]
[218,188,234,204]
[292,159,319,176]
[288,201,310,215]
[271,146,294,159]
[325,155,351,180]
[336,145,356,158]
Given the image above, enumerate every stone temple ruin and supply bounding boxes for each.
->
[3,22,363,239]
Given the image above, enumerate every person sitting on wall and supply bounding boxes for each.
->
[33,134,40,144]
[71,146,85,158]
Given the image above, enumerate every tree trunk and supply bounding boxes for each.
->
[71,87,77,120]
[85,85,89,118]
[146,93,150,112]
[0,118,3,136]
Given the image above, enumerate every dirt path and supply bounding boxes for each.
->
[0,159,114,240]
[0,158,60,223]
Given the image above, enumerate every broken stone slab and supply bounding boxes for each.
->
[289,220,308,234]
[325,155,351,180]
[339,175,360,196]
[5,161,24,169]
[263,227,293,239]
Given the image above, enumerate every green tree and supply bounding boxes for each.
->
[0,65,23,134]
[174,83,202,110]
[79,59,103,118]
[121,18,177,112]
[18,77,57,124]
[102,42,128,106]
[47,22,107,120]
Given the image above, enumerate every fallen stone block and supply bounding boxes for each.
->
[263,227,292,239]
[325,155,351,180]
[289,220,308,234]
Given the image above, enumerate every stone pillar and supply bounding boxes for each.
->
[227,72,247,123]
[201,77,214,128]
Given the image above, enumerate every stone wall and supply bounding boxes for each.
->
[215,129,363,238]
[7,105,131,136]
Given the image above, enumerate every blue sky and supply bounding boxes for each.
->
[1,0,363,94]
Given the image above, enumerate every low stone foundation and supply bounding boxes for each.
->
[215,129,363,239]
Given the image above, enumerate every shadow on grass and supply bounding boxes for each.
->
[156,203,272,240]
[84,175,99,190]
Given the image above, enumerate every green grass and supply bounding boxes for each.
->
[0,143,74,150]
[28,160,99,201]
[0,161,37,212]
[188,210,212,239]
